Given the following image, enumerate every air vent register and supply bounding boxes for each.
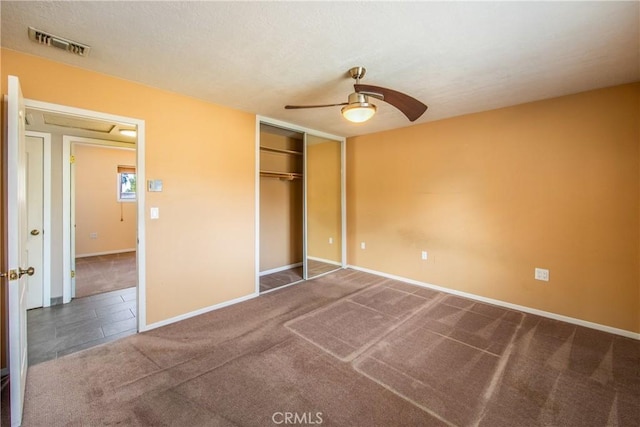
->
[28,27,90,57]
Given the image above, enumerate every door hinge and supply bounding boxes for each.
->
[70,155,76,164]
[1,270,19,281]
[71,270,76,278]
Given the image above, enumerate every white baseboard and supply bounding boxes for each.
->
[260,262,303,277]
[142,292,259,332]
[349,265,640,340]
[76,248,136,258]
[307,256,342,266]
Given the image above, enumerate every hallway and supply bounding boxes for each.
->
[27,287,137,365]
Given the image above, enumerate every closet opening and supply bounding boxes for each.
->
[258,123,305,292]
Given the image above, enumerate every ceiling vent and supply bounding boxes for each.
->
[28,27,90,57]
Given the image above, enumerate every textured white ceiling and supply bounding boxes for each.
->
[2,1,638,137]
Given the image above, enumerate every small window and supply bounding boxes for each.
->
[117,165,137,202]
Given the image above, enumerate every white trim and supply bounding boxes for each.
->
[307,256,342,266]
[135,122,147,331]
[143,292,258,331]
[25,98,147,332]
[341,138,347,269]
[43,134,51,307]
[76,248,136,258]
[66,137,136,151]
[303,132,308,279]
[70,141,76,299]
[256,116,344,142]
[254,118,261,295]
[62,139,71,304]
[348,265,640,340]
[25,131,52,308]
[259,262,303,277]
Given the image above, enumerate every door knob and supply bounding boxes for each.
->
[18,267,35,278]
[30,229,40,236]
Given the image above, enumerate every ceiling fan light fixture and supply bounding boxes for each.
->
[341,103,377,123]
[341,93,376,123]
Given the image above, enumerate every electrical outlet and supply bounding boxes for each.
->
[89,232,97,239]
[360,242,366,250]
[534,268,549,282]
[421,251,428,260]
[329,237,333,244]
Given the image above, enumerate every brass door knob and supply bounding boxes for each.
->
[30,229,40,236]
[19,266,35,278]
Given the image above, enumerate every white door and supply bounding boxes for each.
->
[26,136,44,309]
[6,75,31,426]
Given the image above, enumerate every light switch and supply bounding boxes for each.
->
[150,207,159,219]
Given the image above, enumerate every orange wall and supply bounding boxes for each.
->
[74,144,136,256]
[347,83,640,333]
[1,49,256,324]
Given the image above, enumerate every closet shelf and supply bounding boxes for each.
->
[260,170,303,181]
[260,146,303,156]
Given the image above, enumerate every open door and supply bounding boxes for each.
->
[5,75,32,426]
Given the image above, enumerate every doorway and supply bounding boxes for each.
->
[69,139,137,300]
[21,100,146,365]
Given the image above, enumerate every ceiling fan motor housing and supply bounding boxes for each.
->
[348,92,372,105]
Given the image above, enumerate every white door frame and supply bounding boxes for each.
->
[25,131,52,307]
[65,137,135,298]
[25,98,148,331]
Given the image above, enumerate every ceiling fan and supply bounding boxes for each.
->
[285,66,428,123]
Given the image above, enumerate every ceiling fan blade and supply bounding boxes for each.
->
[285,103,347,109]
[354,84,428,122]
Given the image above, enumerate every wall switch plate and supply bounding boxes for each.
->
[534,268,549,282]
[421,251,428,260]
[329,237,333,244]
[360,242,366,250]
[150,207,160,219]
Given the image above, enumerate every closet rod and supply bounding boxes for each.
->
[260,170,303,181]
[259,146,303,156]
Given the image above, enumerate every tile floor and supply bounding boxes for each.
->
[27,287,137,365]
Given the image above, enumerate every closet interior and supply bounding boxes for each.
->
[259,122,344,293]
[259,124,305,292]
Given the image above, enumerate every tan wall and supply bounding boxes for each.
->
[2,49,256,324]
[74,144,136,256]
[347,83,640,333]
[307,136,342,263]
[259,133,303,271]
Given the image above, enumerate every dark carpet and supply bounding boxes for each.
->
[21,269,639,426]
